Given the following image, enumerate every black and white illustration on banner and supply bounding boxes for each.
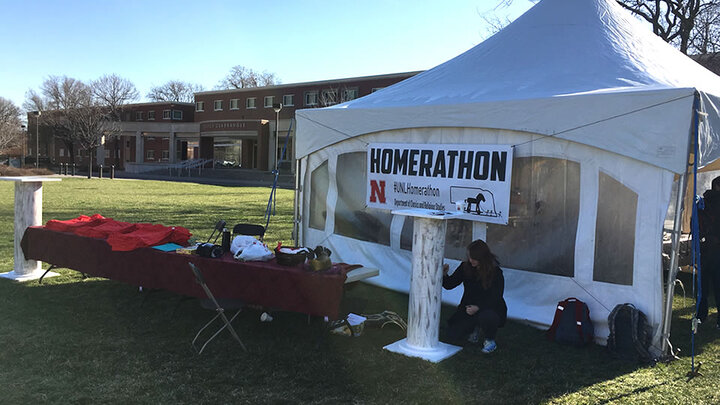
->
[366,143,513,225]
[449,186,500,218]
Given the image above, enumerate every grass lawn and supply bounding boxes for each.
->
[1,177,719,404]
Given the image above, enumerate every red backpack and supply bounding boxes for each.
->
[546,297,595,346]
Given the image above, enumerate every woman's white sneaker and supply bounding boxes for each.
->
[481,339,497,353]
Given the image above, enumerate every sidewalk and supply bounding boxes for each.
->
[57,168,295,189]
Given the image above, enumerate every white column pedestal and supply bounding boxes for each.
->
[384,209,463,362]
[135,131,144,163]
[0,177,61,282]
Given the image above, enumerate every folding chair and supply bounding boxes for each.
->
[232,223,265,241]
[188,262,247,353]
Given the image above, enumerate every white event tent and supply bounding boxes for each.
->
[294,0,720,354]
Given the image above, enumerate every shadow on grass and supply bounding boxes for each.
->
[0,271,359,404]
[595,380,670,404]
[2,269,718,404]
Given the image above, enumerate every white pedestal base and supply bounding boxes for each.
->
[384,338,462,363]
[0,176,61,281]
[0,269,60,282]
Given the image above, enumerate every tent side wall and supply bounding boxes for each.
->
[299,127,674,348]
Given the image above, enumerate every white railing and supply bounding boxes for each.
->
[168,159,213,176]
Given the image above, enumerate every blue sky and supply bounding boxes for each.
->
[0,1,535,110]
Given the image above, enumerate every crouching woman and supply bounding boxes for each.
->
[442,239,507,353]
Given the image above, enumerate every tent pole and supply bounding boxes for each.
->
[659,164,688,356]
[292,158,301,247]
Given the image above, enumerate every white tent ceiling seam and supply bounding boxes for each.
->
[297,89,703,174]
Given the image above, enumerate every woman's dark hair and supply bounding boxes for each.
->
[713,176,720,191]
[465,239,499,289]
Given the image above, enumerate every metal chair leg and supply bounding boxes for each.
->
[192,308,245,354]
[38,265,58,284]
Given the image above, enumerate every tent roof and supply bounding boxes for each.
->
[334,0,720,107]
[296,0,720,173]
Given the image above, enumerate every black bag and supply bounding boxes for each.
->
[607,303,653,363]
[547,297,594,346]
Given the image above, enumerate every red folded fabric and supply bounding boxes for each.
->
[106,223,192,251]
[74,220,137,239]
[45,214,107,232]
[44,214,192,251]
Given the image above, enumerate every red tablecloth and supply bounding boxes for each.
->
[21,226,358,319]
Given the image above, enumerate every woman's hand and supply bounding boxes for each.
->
[442,263,449,275]
[465,305,479,315]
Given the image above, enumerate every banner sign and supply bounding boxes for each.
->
[366,143,513,225]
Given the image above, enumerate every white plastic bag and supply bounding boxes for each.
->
[235,242,274,262]
[230,235,260,255]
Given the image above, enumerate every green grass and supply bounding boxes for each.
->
[1,178,719,404]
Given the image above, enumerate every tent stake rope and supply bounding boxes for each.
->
[264,119,295,235]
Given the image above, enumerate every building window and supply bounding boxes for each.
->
[146,150,155,160]
[305,91,318,106]
[214,100,223,111]
[321,89,339,106]
[135,111,143,121]
[163,110,171,119]
[283,94,294,106]
[148,111,155,120]
[161,150,170,161]
[196,101,204,112]
[246,97,256,109]
[343,88,359,101]
[172,110,183,120]
[371,87,384,93]
[230,99,239,110]
[264,96,274,108]
[59,148,65,157]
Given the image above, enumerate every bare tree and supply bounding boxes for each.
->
[92,74,139,121]
[215,65,280,89]
[0,97,23,154]
[23,89,46,113]
[479,0,528,38]
[147,80,203,103]
[615,0,717,54]
[24,75,135,170]
[67,100,122,175]
[40,75,91,110]
[689,2,720,52]
[494,1,720,55]
[317,86,359,107]
[29,76,92,162]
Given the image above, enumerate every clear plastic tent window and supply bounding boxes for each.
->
[401,218,473,261]
[335,152,393,245]
[593,171,637,285]
[487,156,580,276]
[309,161,329,231]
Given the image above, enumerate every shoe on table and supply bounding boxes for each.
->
[481,339,497,354]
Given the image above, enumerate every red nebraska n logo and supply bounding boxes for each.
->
[369,180,386,203]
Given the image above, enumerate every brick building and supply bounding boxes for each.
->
[28,71,420,173]
[192,71,420,172]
